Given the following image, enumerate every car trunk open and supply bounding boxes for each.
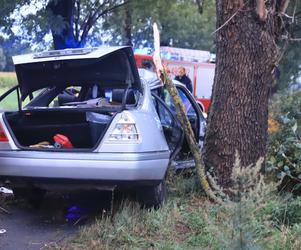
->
[13,47,142,101]
[2,47,142,151]
[4,110,114,150]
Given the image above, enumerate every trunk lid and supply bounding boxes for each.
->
[13,47,141,101]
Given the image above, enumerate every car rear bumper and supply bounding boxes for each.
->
[0,150,170,188]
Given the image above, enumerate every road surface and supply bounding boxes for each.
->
[0,191,114,250]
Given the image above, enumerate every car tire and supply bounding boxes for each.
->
[136,180,167,209]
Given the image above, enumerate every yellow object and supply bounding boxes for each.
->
[268,118,280,134]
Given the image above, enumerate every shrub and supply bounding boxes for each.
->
[267,90,301,192]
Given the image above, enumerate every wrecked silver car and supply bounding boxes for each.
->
[0,47,175,207]
[0,47,205,208]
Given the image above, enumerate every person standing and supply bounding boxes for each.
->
[175,67,193,93]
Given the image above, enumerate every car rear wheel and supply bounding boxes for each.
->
[136,180,167,209]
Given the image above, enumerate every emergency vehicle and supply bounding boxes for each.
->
[135,47,215,113]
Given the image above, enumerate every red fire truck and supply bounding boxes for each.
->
[135,49,215,113]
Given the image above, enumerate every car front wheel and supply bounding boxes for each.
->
[136,180,167,209]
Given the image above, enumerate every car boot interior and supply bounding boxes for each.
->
[4,110,114,149]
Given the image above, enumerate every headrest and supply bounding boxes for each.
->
[112,89,136,104]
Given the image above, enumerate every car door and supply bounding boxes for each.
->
[178,85,207,145]
[159,84,207,164]
[161,85,202,142]
[152,91,184,160]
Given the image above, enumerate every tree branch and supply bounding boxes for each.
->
[256,0,268,21]
[195,0,204,14]
[79,0,107,42]
[80,1,129,43]
[280,0,290,14]
[153,23,222,204]
[289,37,301,41]
[94,1,129,21]
[74,0,80,42]
[80,13,93,43]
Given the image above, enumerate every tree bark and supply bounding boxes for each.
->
[47,0,78,49]
[203,0,278,189]
[124,2,132,46]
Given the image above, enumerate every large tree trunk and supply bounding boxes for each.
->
[203,0,278,188]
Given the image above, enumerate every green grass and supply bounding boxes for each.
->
[0,72,17,89]
[0,72,18,110]
[0,89,19,110]
[51,172,301,250]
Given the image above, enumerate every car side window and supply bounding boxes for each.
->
[0,87,19,111]
[162,86,200,142]
[178,88,197,117]
[163,87,197,117]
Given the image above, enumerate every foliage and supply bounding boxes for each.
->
[0,36,33,71]
[276,0,301,90]
[267,90,301,192]
[0,0,127,50]
[278,43,301,90]
[271,196,301,226]
[103,0,216,50]
[0,0,30,29]
[206,155,277,249]
[16,0,128,49]
[0,0,215,51]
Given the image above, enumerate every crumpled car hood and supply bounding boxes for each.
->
[13,46,141,100]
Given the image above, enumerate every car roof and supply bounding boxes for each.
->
[138,68,185,90]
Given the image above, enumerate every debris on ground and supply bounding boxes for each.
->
[0,187,13,214]
[0,187,13,195]
[0,206,10,214]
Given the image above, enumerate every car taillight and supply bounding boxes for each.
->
[108,113,140,143]
[0,124,9,142]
